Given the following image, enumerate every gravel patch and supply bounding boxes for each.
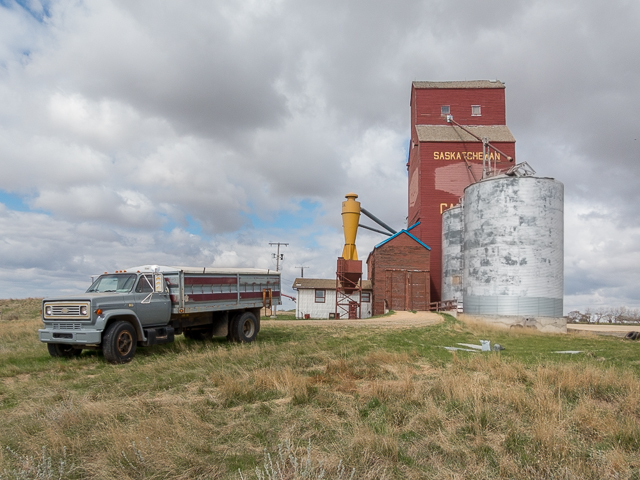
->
[263,310,443,328]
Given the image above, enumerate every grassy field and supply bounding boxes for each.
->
[1,299,639,479]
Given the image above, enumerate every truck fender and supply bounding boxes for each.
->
[100,310,147,343]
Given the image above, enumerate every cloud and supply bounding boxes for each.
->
[26,0,289,141]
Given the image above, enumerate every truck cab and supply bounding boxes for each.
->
[40,270,172,363]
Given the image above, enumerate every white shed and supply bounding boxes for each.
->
[292,278,373,319]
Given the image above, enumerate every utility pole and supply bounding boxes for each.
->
[295,266,309,278]
[269,242,289,271]
[269,242,288,318]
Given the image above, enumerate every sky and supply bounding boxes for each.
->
[0,0,639,314]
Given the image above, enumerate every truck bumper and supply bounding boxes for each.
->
[39,328,102,345]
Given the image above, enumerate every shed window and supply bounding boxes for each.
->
[471,105,481,116]
[315,289,326,303]
[441,105,450,115]
[362,292,371,303]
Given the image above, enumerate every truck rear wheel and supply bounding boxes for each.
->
[47,343,82,358]
[102,320,137,364]
[229,312,258,343]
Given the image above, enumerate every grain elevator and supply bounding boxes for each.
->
[407,80,516,302]
[409,80,565,330]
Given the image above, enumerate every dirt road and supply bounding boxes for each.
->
[568,324,640,337]
[262,310,444,329]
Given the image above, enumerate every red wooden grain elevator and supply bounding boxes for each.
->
[407,80,517,302]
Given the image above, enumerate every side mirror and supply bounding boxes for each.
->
[154,273,165,293]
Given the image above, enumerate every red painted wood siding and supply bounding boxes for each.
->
[412,87,506,126]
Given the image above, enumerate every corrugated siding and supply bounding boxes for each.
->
[464,296,563,317]
[441,204,464,303]
[462,176,564,317]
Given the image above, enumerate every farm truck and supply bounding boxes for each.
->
[39,265,281,363]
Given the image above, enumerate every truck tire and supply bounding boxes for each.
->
[47,343,82,358]
[229,312,258,343]
[102,320,137,364]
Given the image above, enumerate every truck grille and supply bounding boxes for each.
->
[51,323,83,330]
[43,302,91,320]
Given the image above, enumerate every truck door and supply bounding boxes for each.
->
[133,275,171,326]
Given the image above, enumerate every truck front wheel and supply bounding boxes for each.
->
[229,312,258,343]
[47,343,82,358]
[102,320,137,364]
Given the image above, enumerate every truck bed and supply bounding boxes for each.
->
[131,266,281,314]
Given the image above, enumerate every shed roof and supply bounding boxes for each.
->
[292,278,372,290]
[373,224,431,251]
[415,125,515,143]
[412,80,505,89]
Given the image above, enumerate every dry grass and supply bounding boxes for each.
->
[1,302,640,479]
[0,298,41,322]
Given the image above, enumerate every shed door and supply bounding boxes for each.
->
[408,271,429,311]
[385,270,406,311]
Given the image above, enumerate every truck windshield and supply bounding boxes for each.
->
[86,274,137,293]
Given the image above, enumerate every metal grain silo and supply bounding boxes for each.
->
[441,204,464,305]
[462,176,564,317]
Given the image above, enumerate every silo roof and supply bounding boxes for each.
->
[416,125,516,143]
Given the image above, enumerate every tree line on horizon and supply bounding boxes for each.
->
[568,306,640,324]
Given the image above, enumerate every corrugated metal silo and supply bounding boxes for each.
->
[463,176,564,317]
[441,204,464,304]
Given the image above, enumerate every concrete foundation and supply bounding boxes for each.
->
[460,313,567,334]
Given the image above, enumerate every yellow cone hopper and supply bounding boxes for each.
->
[341,193,360,260]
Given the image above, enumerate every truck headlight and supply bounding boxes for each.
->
[45,306,52,316]
[80,306,87,316]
